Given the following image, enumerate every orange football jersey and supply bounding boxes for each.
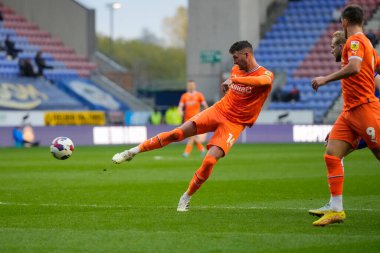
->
[215,65,273,127]
[341,32,379,111]
[179,91,206,120]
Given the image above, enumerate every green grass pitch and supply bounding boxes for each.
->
[0,143,379,252]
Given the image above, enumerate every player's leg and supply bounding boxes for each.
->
[350,140,379,158]
[194,134,206,155]
[186,146,223,195]
[357,138,367,150]
[113,106,218,163]
[325,139,352,209]
[309,138,352,216]
[314,104,380,225]
[311,113,358,226]
[112,120,196,164]
[311,139,352,226]
[370,148,380,161]
[177,145,223,211]
[177,116,244,211]
[183,136,195,158]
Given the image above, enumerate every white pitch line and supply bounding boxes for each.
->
[0,202,124,209]
[0,201,378,212]
[196,206,378,212]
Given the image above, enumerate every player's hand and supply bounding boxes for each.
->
[324,132,330,146]
[311,76,327,91]
[221,79,232,93]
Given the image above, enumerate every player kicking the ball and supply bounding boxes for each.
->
[112,40,274,212]
[310,5,380,226]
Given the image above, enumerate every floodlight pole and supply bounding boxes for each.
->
[107,2,121,58]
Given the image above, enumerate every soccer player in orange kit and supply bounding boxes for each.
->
[112,40,274,211]
[178,80,208,157]
[311,5,380,226]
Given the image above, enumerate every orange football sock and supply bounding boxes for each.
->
[186,155,217,196]
[325,154,344,196]
[184,142,193,155]
[139,128,184,152]
[196,142,205,152]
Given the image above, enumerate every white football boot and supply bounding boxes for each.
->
[112,150,135,164]
[177,194,191,212]
[308,203,331,217]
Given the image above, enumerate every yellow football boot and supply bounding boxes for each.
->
[312,210,346,226]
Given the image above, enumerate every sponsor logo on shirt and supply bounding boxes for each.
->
[230,83,252,94]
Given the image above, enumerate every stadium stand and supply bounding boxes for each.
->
[0,4,96,79]
[0,3,130,112]
[257,0,380,123]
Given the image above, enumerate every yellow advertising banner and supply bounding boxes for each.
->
[45,111,106,126]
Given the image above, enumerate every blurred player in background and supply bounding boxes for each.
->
[112,40,274,212]
[178,80,208,157]
[311,5,380,226]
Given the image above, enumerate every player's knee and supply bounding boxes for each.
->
[325,148,342,158]
[325,140,351,158]
[207,145,225,159]
[166,128,185,142]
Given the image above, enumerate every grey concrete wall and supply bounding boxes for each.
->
[187,0,275,102]
[259,0,274,25]
[2,0,95,57]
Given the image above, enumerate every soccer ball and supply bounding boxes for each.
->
[50,137,74,160]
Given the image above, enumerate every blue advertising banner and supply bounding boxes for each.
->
[57,79,128,110]
[0,78,85,110]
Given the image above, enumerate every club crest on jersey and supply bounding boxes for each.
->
[264,71,272,77]
[350,41,359,51]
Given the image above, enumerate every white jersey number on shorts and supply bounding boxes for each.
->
[226,133,236,147]
[366,127,377,143]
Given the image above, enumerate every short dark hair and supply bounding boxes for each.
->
[341,5,363,26]
[229,40,253,54]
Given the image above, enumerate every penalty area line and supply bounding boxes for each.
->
[0,201,378,212]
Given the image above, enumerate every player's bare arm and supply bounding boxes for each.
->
[375,74,380,90]
[221,78,232,93]
[311,58,361,91]
[178,102,184,117]
[201,101,209,109]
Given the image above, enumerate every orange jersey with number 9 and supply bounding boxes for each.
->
[341,32,379,111]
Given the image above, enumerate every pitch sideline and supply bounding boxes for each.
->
[0,201,377,212]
